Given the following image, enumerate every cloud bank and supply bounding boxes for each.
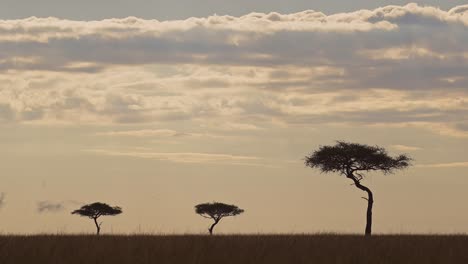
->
[0,4,467,137]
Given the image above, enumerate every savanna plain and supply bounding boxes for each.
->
[1,234,468,264]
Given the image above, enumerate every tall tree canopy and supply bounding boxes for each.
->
[71,202,122,235]
[305,141,411,236]
[195,202,244,235]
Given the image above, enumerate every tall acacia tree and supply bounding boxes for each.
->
[71,202,122,235]
[304,141,411,236]
[195,202,244,235]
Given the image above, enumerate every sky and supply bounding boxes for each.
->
[0,1,468,235]
[1,0,467,20]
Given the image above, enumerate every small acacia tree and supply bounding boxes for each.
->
[304,141,411,236]
[195,202,244,235]
[71,202,122,235]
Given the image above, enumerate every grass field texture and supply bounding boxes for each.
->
[1,234,467,264]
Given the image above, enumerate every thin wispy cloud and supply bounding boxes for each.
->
[37,201,65,213]
[95,129,187,137]
[390,145,422,152]
[95,129,226,138]
[0,193,5,209]
[85,149,269,166]
[417,162,468,168]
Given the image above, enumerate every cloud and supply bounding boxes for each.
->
[0,193,5,209]
[37,201,65,213]
[96,129,184,137]
[86,149,265,166]
[216,122,261,131]
[0,4,466,72]
[0,10,397,44]
[0,4,467,139]
[417,162,468,168]
[390,145,422,151]
[95,129,229,139]
[0,104,14,121]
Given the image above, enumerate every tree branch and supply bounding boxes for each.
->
[199,214,212,219]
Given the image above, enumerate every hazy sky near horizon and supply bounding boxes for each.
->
[0,2,468,234]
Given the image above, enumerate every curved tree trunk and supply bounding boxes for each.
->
[208,219,220,235]
[348,175,374,236]
[361,186,374,236]
[93,217,101,235]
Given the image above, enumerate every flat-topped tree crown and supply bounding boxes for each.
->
[72,202,122,218]
[305,141,411,177]
[195,202,244,219]
[195,202,244,235]
[71,202,122,235]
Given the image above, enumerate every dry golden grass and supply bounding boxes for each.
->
[1,234,467,264]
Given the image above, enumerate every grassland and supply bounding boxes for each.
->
[1,234,467,264]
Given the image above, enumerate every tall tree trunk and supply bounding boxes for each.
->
[348,175,374,236]
[363,187,373,236]
[93,217,101,235]
[208,219,220,235]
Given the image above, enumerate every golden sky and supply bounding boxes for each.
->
[0,3,467,234]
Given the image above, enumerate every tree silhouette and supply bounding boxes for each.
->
[195,202,244,235]
[304,141,411,236]
[71,202,122,235]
